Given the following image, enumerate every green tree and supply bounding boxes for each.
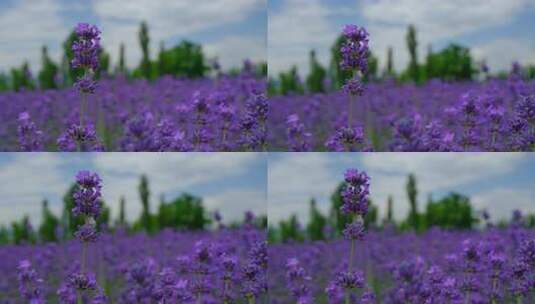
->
[138,21,152,79]
[425,44,475,81]
[62,31,82,85]
[38,46,59,89]
[306,199,327,240]
[157,41,209,78]
[11,216,35,244]
[279,66,303,95]
[0,226,9,244]
[38,199,59,242]
[61,184,110,237]
[366,202,378,228]
[329,182,351,236]
[425,193,475,229]
[0,72,9,91]
[118,196,126,226]
[329,35,353,89]
[11,61,34,91]
[406,174,419,230]
[156,194,209,230]
[138,174,152,232]
[117,43,126,75]
[385,47,394,77]
[406,24,419,82]
[306,50,326,93]
[96,48,110,78]
[385,195,394,223]
[279,214,303,243]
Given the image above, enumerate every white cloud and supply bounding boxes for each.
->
[268,153,530,225]
[0,154,72,226]
[0,153,265,227]
[92,153,262,221]
[269,0,535,76]
[204,35,266,69]
[92,0,266,70]
[362,0,534,72]
[0,0,68,71]
[0,0,265,73]
[268,0,341,76]
[268,153,342,224]
[472,38,535,72]
[472,188,535,222]
[205,189,266,223]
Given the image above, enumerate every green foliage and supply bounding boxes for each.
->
[156,40,209,78]
[279,214,304,243]
[96,48,110,78]
[10,61,34,91]
[329,35,352,89]
[365,201,378,228]
[0,72,9,91]
[385,195,394,223]
[38,200,59,242]
[278,66,304,95]
[385,47,394,77]
[424,44,475,81]
[38,46,59,89]
[61,184,110,238]
[62,184,84,237]
[306,50,326,93]
[11,216,36,245]
[306,199,327,240]
[406,24,419,83]
[156,194,210,230]
[329,182,351,236]
[62,31,82,85]
[138,21,152,79]
[424,193,476,229]
[406,174,419,230]
[118,196,126,226]
[0,226,8,245]
[138,174,153,232]
[117,43,127,75]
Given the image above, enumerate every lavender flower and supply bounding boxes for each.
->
[17,112,44,152]
[57,123,104,152]
[17,260,45,304]
[286,114,311,151]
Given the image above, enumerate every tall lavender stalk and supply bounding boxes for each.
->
[72,23,100,128]
[326,168,374,303]
[326,25,369,151]
[58,170,106,303]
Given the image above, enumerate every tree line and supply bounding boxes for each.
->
[269,24,535,95]
[0,174,267,245]
[0,21,267,92]
[268,173,535,243]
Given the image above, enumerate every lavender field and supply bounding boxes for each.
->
[1,74,267,152]
[269,227,534,303]
[1,227,267,304]
[269,78,535,152]
[0,169,267,303]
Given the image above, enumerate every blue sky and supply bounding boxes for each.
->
[268,153,535,225]
[269,0,535,76]
[0,153,267,226]
[0,0,266,73]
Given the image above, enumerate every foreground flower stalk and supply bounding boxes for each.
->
[58,170,106,304]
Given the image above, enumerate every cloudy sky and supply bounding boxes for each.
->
[0,153,267,226]
[0,0,266,73]
[269,0,535,76]
[268,153,535,225]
